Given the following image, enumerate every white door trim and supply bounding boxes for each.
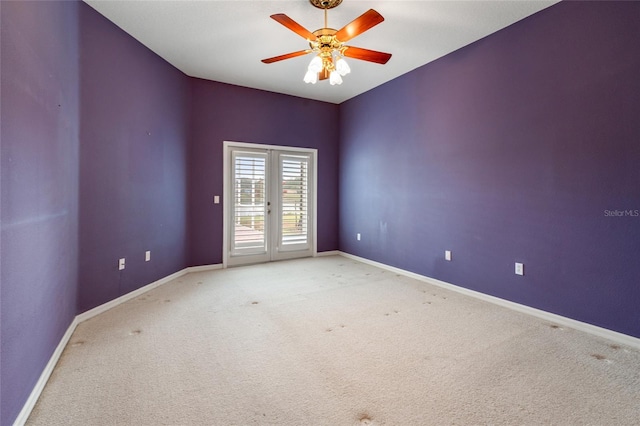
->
[223,141,318,268]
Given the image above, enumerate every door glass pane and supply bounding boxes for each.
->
[281,155,309,246]
[233,153,267,253]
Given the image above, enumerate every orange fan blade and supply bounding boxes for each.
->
[262,50,310,64]
[343,46,392,64]
[335,9,384,43]
[319,68,330,80]
[270,14,317,41]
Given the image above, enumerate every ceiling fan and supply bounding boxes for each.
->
[261,0,392,85]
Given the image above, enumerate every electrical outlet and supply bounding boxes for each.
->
[118,258,125,270]
[445,250,452,261]
[515,262,524,276]
[357,233,361,241]
[214,195,220,204]
[145,251,151,262]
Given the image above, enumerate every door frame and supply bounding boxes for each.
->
[222,141,318,268]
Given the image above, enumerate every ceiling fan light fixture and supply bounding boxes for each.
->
[304,69,319,84]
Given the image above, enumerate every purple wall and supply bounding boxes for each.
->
[188,79,339,266]
[1,2,80,424]
[339,1,640,337]
[77,4,191,312]
[2,1,192,422]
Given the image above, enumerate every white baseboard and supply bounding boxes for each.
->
[338,251,640,350]
[13,317,79,426]
[185,264,224,274]
[315,250,341,257]
[14,264,222,426]
[77,268,188,323]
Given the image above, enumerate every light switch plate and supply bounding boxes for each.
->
[119,258,125,270]
[515,262,524,276]
[445,250,452,261]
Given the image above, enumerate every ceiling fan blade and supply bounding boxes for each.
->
[319,68,330,80]
[343,46,392,64]
[335,9,384,43]
[262,50,310,64]
[270,14,317,41]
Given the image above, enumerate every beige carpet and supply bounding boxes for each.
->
[27,256,640,425]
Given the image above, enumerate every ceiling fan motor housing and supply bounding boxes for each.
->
[311,28,341,49]
[309,28,344,73]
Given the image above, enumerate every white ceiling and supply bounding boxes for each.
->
[83,0,559,104]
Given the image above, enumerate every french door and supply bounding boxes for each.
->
[224,142,316,267]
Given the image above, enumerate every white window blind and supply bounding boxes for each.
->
[233,153,267,251]
[280,155,309,246]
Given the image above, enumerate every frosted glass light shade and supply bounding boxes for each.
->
[303,69,318,84]
[329,70,343,85]
[307,56,323,73]
[336,57,351,76]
